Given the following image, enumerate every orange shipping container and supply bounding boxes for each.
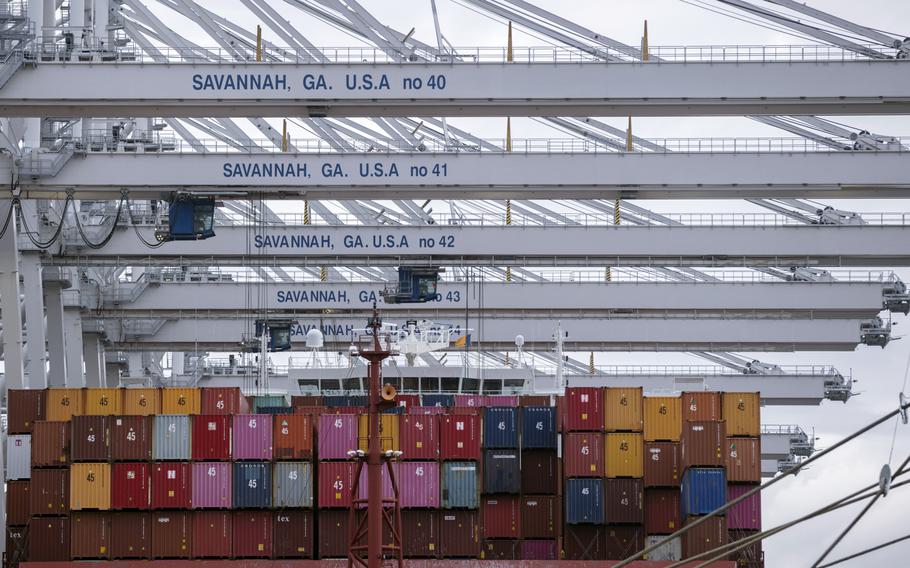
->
[681,391,722,422]
[604,432,643,478]
[643,397,682,442]
[358,414,400,452]
[45,388,84,422]
[273,413,313,460]
[161,388,200,415]
[604,387,643,432]
[122,388,162,416]
[722,392,761,437]
[725,437,761,483]
[70,463,112,510]
[83,388,122,416]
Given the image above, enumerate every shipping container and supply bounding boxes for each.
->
[564,525,605,560]
[71,415,111,462]
[232,510,273,558]
[682,391,722,422]
[486,395,520,407]
[8,434,31,480]
[251,394,288,411]
[160,387,200,415]
[152,415,191,461]
[110,511,151,559]
[644,534,682,561]
[682,515,728,559]
[681,468,727,517]
[292,394,324,407]
[400,413,439,460]
[565,478,604,525]
[482,495,520,538]
[274,510,315,558]
[605,432,644,478]
[192,462,232,509]
[564,432,604,477]
[151,462,191,509]
[521,450,558,494]
[392,394,420,410]
[201,386,249,415]
[7,526,26,564]
[45,388,84,422]
[605,478,644,524]
[681,420,726,469]
[521,539,558,560]
[324,394,367,408]
[318,461,355,508]
[521,406,557,449]
[643,396,682,442]
[605,525,645,560]
[31,420,70,466]
[232,414,273,460]
[28,516,70,561]
[481,539,519,559]
[191,414,232,461]
[70,511,111,559]
[122,387,161,416]
[727,485,762,530]
[192,510,232,558]
[645,488,681,535]
[644,441,681,488]
[401,509,438,558]
[726,437,762,483]
[30,468,69,515]
[520,395,552,407]
[273,461,313,508]
[273,413,313,460]
[151,510,192,558]
[723,392,761,437]
[398,461,440,508]
[604,387,643,433]
[441,461,479,509]
[566,387,604,431]
[317,509,349,557]
[232,462,272,508]
[358,412,400,452]
[111,462,150,509]
[7,480,30,526]
[483,449,521,494]
[440,413,481,460]
[110,416,152,461]
[521,495,559,538]
[8,388,45,434]
[318,413,357,460]
[729,529,764,566]
[439,510,480,558]
[408,406,447,415]
[70,462,111,510]
[422,394,455,407]
[84,387,123,416]
[455,394,485,407]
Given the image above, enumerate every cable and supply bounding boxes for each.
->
[17,195,72,249]
[817,533,910,568]
[124,195,166,249]
[72,194,126,249]
[0,195,16,240]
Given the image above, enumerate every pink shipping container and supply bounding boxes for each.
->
[357,462,396,508]
[191,462,232,509]
[485,395,519,407]
[454,395,485,408]
[318,461,356,508]
[318,414,358,460]
[727,485,761,530]
[232,414,273,461]
[521,540,558,560]
[408,406,447,415]
[398,462,440,508]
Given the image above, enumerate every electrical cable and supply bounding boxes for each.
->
[17,195,73,249]
[0,195,16,240]
[124,194,166,249]
[72,194,127,249]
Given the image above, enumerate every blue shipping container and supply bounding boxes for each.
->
[422,394,455,408]
[565,478,604,525]
[256,406,294,415]
[681,468,727,517]
[441,461,479,508]
[483,407,518,449]
[233,462,272,508]
[521,407,557,449]
[483,449,520,494]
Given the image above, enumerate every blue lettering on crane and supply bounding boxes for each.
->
[253,234,333,249]
[192,73,288,91]
[276,290,349,304]
[292,323,355,337]
[223,162,308,178]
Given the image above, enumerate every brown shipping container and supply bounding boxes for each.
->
[317,509,349,558]
[151,510,192,558]
[645,488,681,535]
[682,391,722,422]
[45,388,84,422]
[402,510,439,558]
[563,525,605,560]
[28,516,71,561]
[520,395,552,407]
[643,396,682,442]
[564,432,604,477]
[482,539,519,560]
[644,442,681,488]
[110,512,152,559]
[726,437,762,483]
[71,511,111,559]
[439,510,480,558]
[84,387,123,416]
[201,386,249,415]
[605,525,645,560]
[605,432,644,478]
[70,462,112,510]
[681,420,726,469]
[8,389,45,433]
[122,388,162,415]
[7,527,26,565]
[111,415,153,461]
[291,395,324,407]
[30,468,69,515]
[682,515,728,558]
[7,480,30,526]
[31,420,70,466]
[605,479,644,524]
[273,413,313,460]
[521,495,559,538]
[192,510,232,558]
[233,510,273,558]
[723,392,761,437]
[274,510,315,559]
[521,450,558,494]
[482,495,521,539]
[71,415,111,462]
[604,387,643,432]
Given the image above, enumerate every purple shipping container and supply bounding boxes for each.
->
[454,395,485,408]
[357,462,396,508]
[318,414,358,460]
[192,462,232,509]
[232,415,273,460]
[485,396,519,407]
[398,462,440,508]
[727,485,761,530]
[520,540,558,560]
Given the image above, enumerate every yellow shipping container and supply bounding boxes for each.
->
[161,388,200,415]
[45,388,85,422]
[70,463,111,510]
[604,387,643,432]
[722,392,761,437]
[605,432,643,478]
[358,414,401,452]
[122,388,162,415]
[643,396,682,442]
[83,388,123,416]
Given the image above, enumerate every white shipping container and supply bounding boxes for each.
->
[645,535,682,561]
[7,434,31,480]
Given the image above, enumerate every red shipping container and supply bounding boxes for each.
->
[31,420,70,466]
[318,461,356,508]
[440,414,481,460]
[644,441,681,487]
[645,488,681,534]
[482,495,521,538]
[566,387,604,431]
[151,511,192,559]
[402,510,439,558]
[30,468,69,516]
[274,510,315,558]
[110,416,152,461]
[485,395,519,407]
[564,432,604,477]
[200,386,249,415]
[521,495,559,538]
[482,539,519,559]
[291,395,324,407]
[605,479,644,524]
[7,480,30,526]
[71,415,111,462]
[408,406,447,415]
[564,525,605,560]
[521,539,558,560]
[682,391,723,421]
[8,389,45,434]
[28,516,70,561]
[70,511,111,559]
[522,450,558,494]
[191,415,232,461]
[681,420,726,469]
[273,413,313,460]
[400,413,439,460]
[112,462,150,509]
[192,510,232,558]
[394,394,421,410]
[110,511,151,559]
[151,462,191,509]
[439,510,480,558]
[318,509,349,558]
[605,525,645,560]
[520,395,552,407]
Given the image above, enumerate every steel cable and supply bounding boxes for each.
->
[17,195,72,249]
[72,195,127,249]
